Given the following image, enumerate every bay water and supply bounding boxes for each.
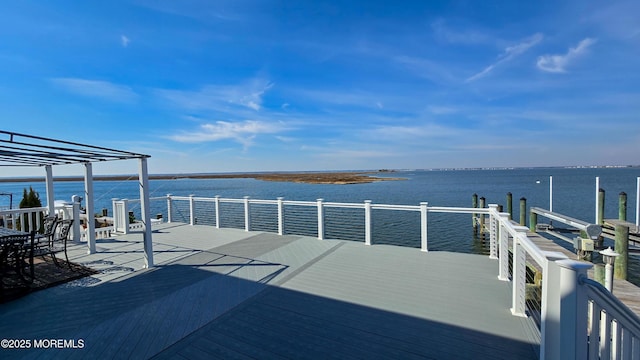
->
[2,166,639,255]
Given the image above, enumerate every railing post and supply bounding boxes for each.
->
[244,196,250,231]
[317,198,324,240]
[472,194,478,235]
[479,196,486,232]
[122,199,130,234]
[111,198,119,230]
[636,177,640,228]
[214,195,220,229]
[498,212,510,281]
[488,204,498,259]
[555,259,592,360]
[511,226,529,317]
[189,194,195,226]
[539,251,569,360]
[364,200,372,246]
[420,202,428,252]
[277,197,284,235]
[166,194,173,223]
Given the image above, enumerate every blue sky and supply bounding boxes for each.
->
[1,0,639,176]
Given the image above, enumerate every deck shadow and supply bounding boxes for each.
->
[1,264,538,360]
[1,256,98,304]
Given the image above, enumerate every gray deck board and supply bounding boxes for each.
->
[1,223,538,359]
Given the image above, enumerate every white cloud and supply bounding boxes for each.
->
[50,78,138,102]
[431,19,493,45]
[157,78,273,113]
[393,55,458,84]
[365,123,463,142]
[121,35,130,47]
[466,33,543,82]
[169,120,286,148]
[537,38,597,73]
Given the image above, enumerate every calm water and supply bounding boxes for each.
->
[2,167,639,252]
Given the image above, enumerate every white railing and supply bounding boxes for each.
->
[584,278,640,359]
[152,194,640,360]
[0,206,48,232]
[7,193,640,359]
[0,201,161,242]
[79,221,157,241]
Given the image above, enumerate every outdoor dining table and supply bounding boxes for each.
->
[0,227,35,286]
[0,227,29,237]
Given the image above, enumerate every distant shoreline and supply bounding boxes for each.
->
[1,164,637,185]
[0,171,406,185]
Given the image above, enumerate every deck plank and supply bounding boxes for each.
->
[1,223,539,359]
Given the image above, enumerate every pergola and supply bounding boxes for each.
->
[0,130,155,267]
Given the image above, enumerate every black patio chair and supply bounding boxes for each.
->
[39,214,59,246]
[30,219,74,274]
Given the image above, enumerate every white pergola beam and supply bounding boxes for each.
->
[84,162,96,254]
[45,165,55,216]
[139,157,154,267]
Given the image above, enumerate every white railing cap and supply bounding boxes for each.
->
[556,259,593,271]
[541,250,569,261]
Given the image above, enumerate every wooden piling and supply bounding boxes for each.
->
[598,188,605,225]
[506,192,513,220]
[594,263,605,286]
[615,224,629,280]
[530,211,537,232]
[619,192,627,221]
[519,197,526,226]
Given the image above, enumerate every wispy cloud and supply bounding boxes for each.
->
[393,55,459,84]
[121,35,130,47]
[537,38,597,73]
[466,33,543,82]
[50,78,138,102]
[168,120,286,149]
[157,78,273,113]
[431,19,493,45]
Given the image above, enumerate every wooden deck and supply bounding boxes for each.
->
[0,223,539,359]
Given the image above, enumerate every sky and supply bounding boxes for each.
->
[1,0,639,176]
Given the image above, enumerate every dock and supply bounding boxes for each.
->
[602,219,640,249]
[475,206,640,318]
[524,228,640,316]
[0,223,539,359]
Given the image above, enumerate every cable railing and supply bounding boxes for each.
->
[105,195,640,360]
[584,278,640,359]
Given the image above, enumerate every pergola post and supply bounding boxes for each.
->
[45,165,55,216]
[139,157,154,268]
[84,162,96,254]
